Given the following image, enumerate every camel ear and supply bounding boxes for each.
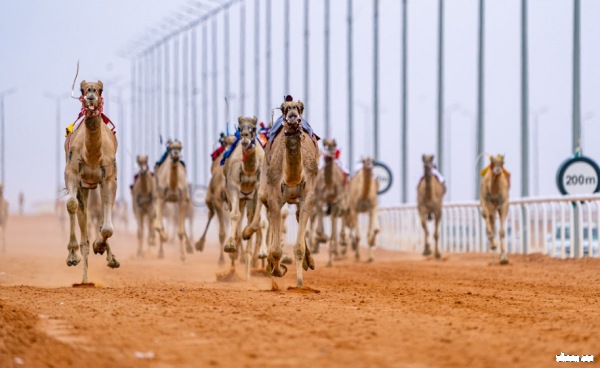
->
[97,81,103,95]
[238,115,243,124]
[298,101,304,115]
[253,116,258,125]
[80,80,87,95]
[422,154,426,161]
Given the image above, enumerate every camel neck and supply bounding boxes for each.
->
[360,167,372,199]
[169,160,179,191]
[139,171,149,195]
[490,174,502,196]
[424,173,433,200]
[242,146,258,175]
[324,159,334,190]
[83,115,103,167]
[284,134,303,186]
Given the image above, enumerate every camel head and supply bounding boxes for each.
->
[362,157,375,170]
[422,154,435,175]
[79,80,103,115]
[322,139,337,161]
[169,141,183,162]
[281,98,304,136]
[490,155,505,176]
[223,135,237,149]
[237,115,258,151]
[136,155,149,174]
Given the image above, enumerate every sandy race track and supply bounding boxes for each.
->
[1,214,599,368]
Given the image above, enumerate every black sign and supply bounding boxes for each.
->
[556,156,600,195]
[373,161,393,195]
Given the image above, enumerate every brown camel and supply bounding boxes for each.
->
[0,184,8,253]
[347,157,380,262]
[314,139,349,266]
[131,155,156,259]
[196,134,237,265]
[480,155,510,264]
[417,154,446,259]
[154,141,192,261]
[222,116,265,280]
[64,80,119,284]
[259,97,319,286]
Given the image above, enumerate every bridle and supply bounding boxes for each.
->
[79,89,103,117]
[283,114,302,137]
[239,124,257,162]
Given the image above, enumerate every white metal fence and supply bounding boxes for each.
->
[183,194,600,260]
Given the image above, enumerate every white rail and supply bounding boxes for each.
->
[378,194,600,259]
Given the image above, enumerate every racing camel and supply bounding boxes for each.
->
[480,155,510,264]
[347,157,380,262]
[417,154,446,259]
[196,134,237,265]
[259,96,319,286]
[0,184,8,252]
[315,139,349,266]
[131,155,156,259]
[64,79,120,284]
[222,116,265,280]
[154,141,192,261]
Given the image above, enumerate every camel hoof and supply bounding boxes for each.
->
[93,239,106,255]
[239,254,246,265]
[258,252,268,259]
[223,241,237,253]
[108,260,120,269]
[368,256,374,263]
[341,244,348,256]
[435,252,441,260]
[500,258,509,265]
[303,253,315,271]
[72,260,78,266]
[186,242,194,255]
[282,255,293,265]
[422,248,432,256]
[316,234,328,243]
[280,264,288,276]
[148,237,156,247]
[195,238,206,252]
[311,245,320,254]
[351,241,358,252]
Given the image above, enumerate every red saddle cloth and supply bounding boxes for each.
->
[211,146,225,161]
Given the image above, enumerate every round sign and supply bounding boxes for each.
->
[372,161,393,195]
[556,157,600,195]
[192,184,208,207]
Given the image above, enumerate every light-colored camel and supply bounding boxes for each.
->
[154,141,192,261]
[259,98,319,286]
[164,187,194,246]
[314,139,349,266]
[64,80,119,284]
[196,135,237,265]
[222,116,266,281]
[131,155,156,259]
[417,154,445,259]
[347,157,380,262]
[480,155,510,264]
[0,184,8,253]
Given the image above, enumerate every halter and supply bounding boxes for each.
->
[238,124,256,162]
[79,94,104,117]
[283,117,302,136]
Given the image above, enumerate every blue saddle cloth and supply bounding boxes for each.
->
[155,148,186,168]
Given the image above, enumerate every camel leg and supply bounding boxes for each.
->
[328,211,339,267]
[95,179,119,268]
[136,211,144,260]
[155,198,166,259]
[224,186,241,254]
[196,194,214,252]
[306,210,318,254]
[266,197,285,277]
[367,205,379,262]
[434,211,442,260]
[294,195,316,287]
[242,192,262,240]
[340,211,348,255]
[76,189,90,283]
[499,206,509,264]
[352,213,361,261]
[419,210,431,256]
[281,208,293,265]
[244,204,254,281]
[147,210,156,247]
[178,200,190,263]
[64,172,81,267]
[315,204,328,244]
[258,208,269,260]
[486,211,498,263]
[214,203,227,266]
[235,204,246,266]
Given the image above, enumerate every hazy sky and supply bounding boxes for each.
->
[1,0,600,212]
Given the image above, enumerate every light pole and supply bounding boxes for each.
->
[531,106,547,196]
[580,111,594,155]
[476,0,485,200]
[436,0,444,174]
[444,103,461,201]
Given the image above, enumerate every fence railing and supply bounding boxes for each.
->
[378,194,600,259]
[190,194,600,260]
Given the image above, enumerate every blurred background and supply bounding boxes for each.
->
[1,0,599,213]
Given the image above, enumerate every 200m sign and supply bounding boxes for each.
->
[556,157,600,195]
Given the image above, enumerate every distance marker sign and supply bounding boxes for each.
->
[372,161,393,195]
[556,157,600,195]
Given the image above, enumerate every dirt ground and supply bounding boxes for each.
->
[1,214,599,368]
